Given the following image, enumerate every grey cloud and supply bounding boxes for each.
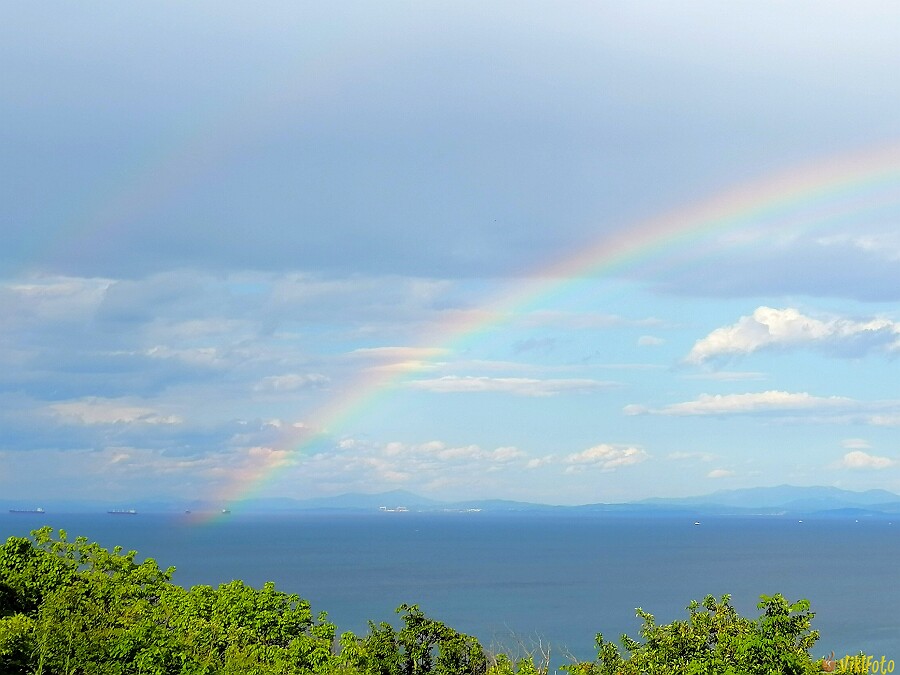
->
[6,5,900,280]
[0,393,300,462]
[645,231,900,302]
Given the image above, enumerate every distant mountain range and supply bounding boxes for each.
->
[230,485,900,516]
[10,485,900,517]
[637,485,900,511]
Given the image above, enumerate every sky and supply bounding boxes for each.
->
[2,1,900,506]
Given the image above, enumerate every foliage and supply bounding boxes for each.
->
[0,528,837,675]
[564,593,821,675]
[338,603,487,675]
[0,527,337,674]
[485,653,546,675]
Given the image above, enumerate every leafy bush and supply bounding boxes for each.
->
[565,593,820,675]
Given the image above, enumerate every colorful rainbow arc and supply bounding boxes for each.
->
[210,142,900,514]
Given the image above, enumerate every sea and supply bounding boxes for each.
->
[1,511,897,669]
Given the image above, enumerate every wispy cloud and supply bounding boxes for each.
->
[683,371,767,382]
[816,232,900,262]
[669,451,717,462]
[868,413,900,427]
[253,374,330,393]
[406,375,614,397]
[625,390,854,416]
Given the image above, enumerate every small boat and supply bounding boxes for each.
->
[107,509,138,515]
[221,508,231,514]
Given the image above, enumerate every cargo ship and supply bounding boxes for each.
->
[9,507,45,514]
[107,509,138,515]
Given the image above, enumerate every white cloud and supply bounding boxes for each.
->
[4,276,113,323]
[839,451,895,470]
[406,375,612,397]
[525,455,554,469]
[637,335,664,347]
[254,373,329,392]
[686,306,900,363]
[291,437,538,498]
[707,468,735,478]
[491,446,526,462]
[565,444,648,471]
[340,439,526,466]
[841,438,871,450]
[869,414,900,427]
[435,444,483,461]
[626,390,854,416]
[50,398,183,425]
[245,445,293,468]
[144,345,227,368]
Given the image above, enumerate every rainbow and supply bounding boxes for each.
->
[208,141,900,513]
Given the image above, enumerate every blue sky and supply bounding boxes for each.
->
[2,2,899,506]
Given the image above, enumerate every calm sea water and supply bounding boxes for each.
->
[2,512,897,666]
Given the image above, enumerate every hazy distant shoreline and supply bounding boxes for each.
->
[10,484,900,518]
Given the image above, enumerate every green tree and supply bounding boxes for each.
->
[485,653,546,675]
[0,528,340,675]
[157,579,337,674]
[339,604,487,675]
[565,594,820,675]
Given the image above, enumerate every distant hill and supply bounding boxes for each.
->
[638,484,900,509]
[232,485,900,516]
[242,489,441,512]
[10,485,900,517]
[234,493,550,513]
[636,485,900,515]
